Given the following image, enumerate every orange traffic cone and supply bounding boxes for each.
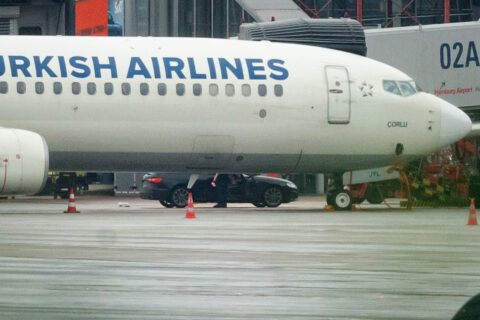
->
[64,187,80,213]
[467,198,477,226]
[185,192,196,219]
[324,205,335,212]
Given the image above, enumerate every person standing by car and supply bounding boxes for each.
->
[211,173,229,208]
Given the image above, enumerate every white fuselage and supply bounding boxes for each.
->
[0,36,471,173]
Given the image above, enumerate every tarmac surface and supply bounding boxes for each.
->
[0,196,479,319]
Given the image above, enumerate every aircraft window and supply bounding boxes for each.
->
[53,82,62,95]
[274,84,283,97]
[17,82,26,94]
[209,84,219,96]
[140,83,149,96]
[176,83,185,96]
[241,84,251,97]
[258,84,267,97]
[72,82,81,95]
[122,83,131,95]
[382,80,402,96]
[193,83,202,96]
[157,83,167,96]
[104,82,113,95]
[407,80,422,93]
[412,81,423,92]
[226,84,235,97]
[398,81,416,97]
[35,82,44,95]
[0,82,7,94]
[87,82,96,95]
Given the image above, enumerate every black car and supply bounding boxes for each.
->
[140,173,298,208]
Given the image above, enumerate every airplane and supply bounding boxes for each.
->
[0,36,472,209]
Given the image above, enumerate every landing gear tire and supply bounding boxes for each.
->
[332,189,353,211]
[263,187,283,208]
[365,184,384,204]
[170,186,189,208]
[160,200,175,208]
[253,202,266,208]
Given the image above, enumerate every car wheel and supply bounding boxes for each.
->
[253,202,266,208]
[170,186,189,208]
[159,200,175,208]
[263,187,283,208]
[365,184,384,204]
[332,189,352,211]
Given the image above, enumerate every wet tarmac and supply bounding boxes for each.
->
[0,196,478,319]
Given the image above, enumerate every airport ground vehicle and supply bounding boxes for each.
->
[38,172,89,199]
[140,173,298,208]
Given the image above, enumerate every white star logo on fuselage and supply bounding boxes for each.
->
[359,81,373,97]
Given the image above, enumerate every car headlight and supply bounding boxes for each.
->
[286,181,297,189]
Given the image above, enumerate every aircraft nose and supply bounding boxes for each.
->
[439,99,472,147]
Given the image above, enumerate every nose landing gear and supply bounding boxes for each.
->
[326,175,353,211]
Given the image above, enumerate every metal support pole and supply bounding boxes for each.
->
[444,0,450,23]
[65,0,75,36]
[385,0,389,27]
[193,0,196,37]
[211,0,214,37]
[357,0,363,23]
[226,0,229,38]
[172,0,179,36]
[414,0,418,20]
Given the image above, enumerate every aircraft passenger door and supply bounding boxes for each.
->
[325,66,351,124]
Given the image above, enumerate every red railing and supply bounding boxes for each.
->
[293,0,320,18]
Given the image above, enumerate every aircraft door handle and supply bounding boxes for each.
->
[329,89,343,94]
